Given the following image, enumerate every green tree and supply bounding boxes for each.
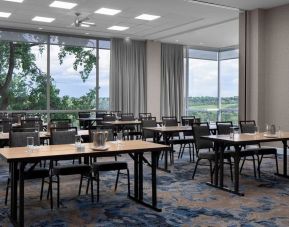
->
[0,40,97,111]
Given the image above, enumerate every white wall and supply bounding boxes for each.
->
[146,40,161,120]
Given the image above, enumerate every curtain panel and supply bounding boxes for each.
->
[160,43,184,120]
[109,38,147,115]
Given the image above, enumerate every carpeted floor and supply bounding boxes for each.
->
[0,146,289,227]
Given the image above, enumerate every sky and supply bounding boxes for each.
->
[32,45,110,98]
[188,58,238,97]
[32,45,238,99]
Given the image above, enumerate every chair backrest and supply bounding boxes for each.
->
[192,122,213,150]
[139,113,152,119]
[110,111,122,118]
[103,114,116,121]
[239,120,256,133]
[216,121,233,135]
[21,119,43,131]
[162,116,178,127]
[10,131,40,147]
[121,113,135,121]
[141,117,157,139]
[0,118,12,133]
[25,113,41,120]
[50,127,77,145]
[95,111,107,118]
[50,119,72,129]
[78,112,91,118]
[11,112,26,124]
[181,116,195,126]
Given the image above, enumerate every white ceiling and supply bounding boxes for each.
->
[0,0,289,48]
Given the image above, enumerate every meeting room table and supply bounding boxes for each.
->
[201,131,289,196]
[0,140,169,227]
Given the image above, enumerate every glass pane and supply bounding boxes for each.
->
[220,58,239,124]
[98,49,110,110]
[219,49,239,60]
[187,58,218,121]
[188,49,218,60]
[50,35,96,48]
[0,40,47,110]
[0,30,47,44]
[50,44,96,110]
[99,40,111,49]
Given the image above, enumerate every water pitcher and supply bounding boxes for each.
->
[93,131,108,147]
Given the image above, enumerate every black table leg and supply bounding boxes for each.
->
[219,143,224,187]
[134,153,139,199]
[10,162,18,222]
[207,144,244,196]
[128,151,162,212]
[214,143,219,186]
[138,153,143,201]
[19,162,25,227]
[275,140,289,179]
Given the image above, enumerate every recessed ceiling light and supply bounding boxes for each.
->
[82,21,95,25]
[135,14,160,21]
[38,27,43,30]
[0,12,11,18]
[3,0,24,3]
[80,24,90,28]
[32,16,55,23]
[95,7,121,16]
[49,1,77,9]
[107,26,129,31]
[85,32,90,35]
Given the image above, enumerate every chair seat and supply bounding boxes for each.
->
[198,152,215,160]
[23,168,50,180]
[169,138,194,145]
[92,161,128,172]
[256,147,277,155]
[52,164,91,176]
[239,147,277,157]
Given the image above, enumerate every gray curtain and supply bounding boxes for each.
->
[161,43,184,120]
[109,38,147,116]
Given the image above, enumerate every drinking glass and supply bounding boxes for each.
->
[254,126,259,135]
[229,127,235,139]
[117,132,123,142]
[75,135,81,147]
[27,137,34,152]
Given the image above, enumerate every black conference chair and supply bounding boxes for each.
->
[5,130,51,207]
[49,127,93,208]
[192,122,234,182]
[239,120,279,178]
[88,126,130,202]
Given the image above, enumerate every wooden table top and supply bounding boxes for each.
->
[103,120,141,125]
[0,130,89,141]
[143,126,191,133]
[0,140,169,162]
[202,132,289,144]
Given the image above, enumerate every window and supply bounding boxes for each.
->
[50,36,97,110]
[219,50,239,123]
[0,31,47,111]
[185,48,239,124]
[0,30,110,123]
[98,40,110,110]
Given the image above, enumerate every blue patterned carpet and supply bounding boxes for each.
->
[0,147,289,227]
